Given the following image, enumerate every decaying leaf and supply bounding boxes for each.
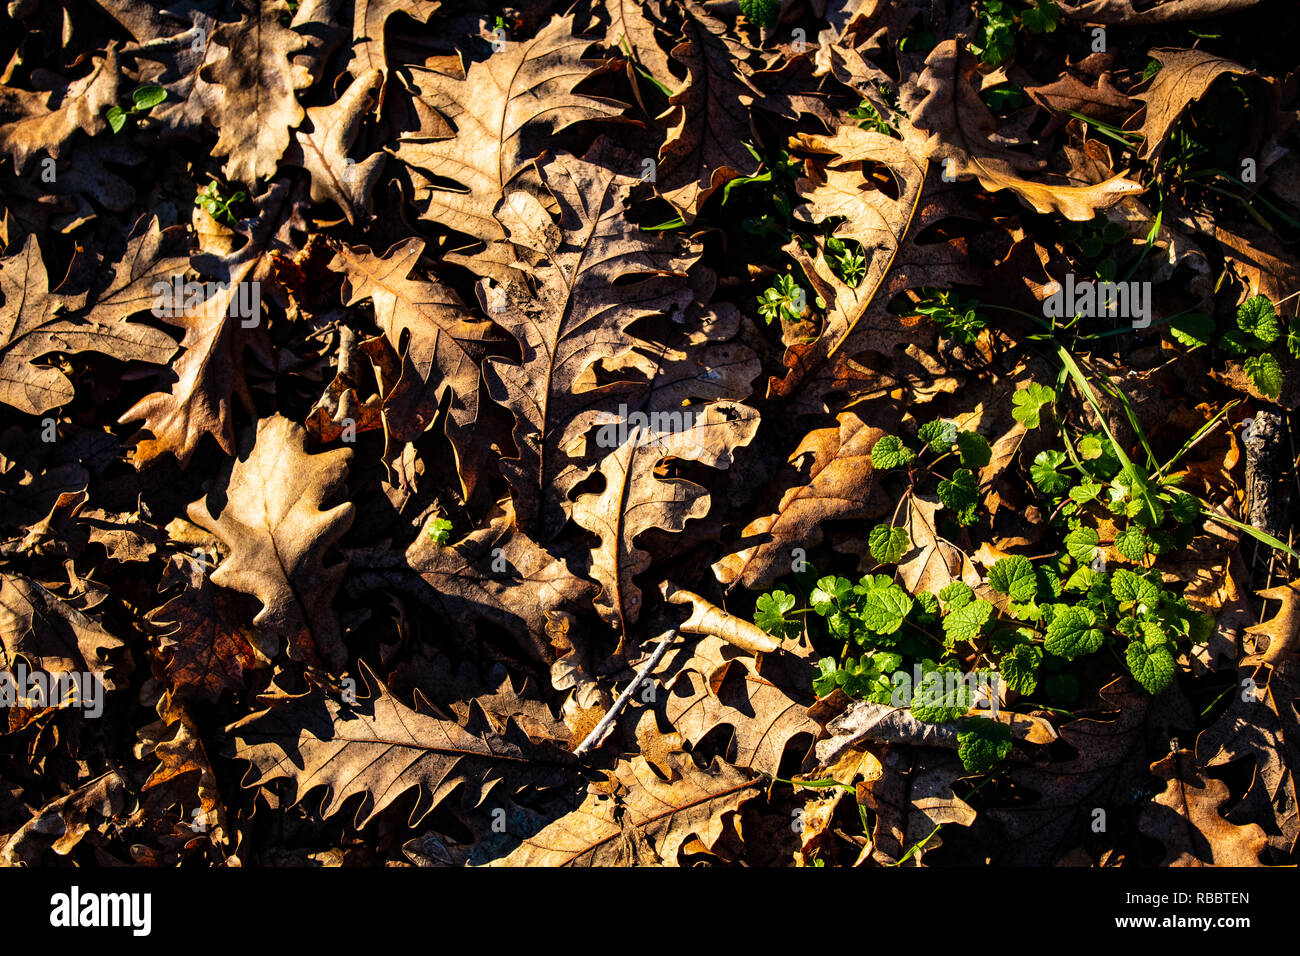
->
[1139,750,1267,865]
[476,140,699,540]
[714,410,888,590]
[186,414,354,672]
[229,665,574,829]
[655,3,762,220]
[909,41,1143,221]
[487,752,756,865]
[394,14,624,243]
[1133,48,1259,163]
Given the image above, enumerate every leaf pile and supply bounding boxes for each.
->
[0,0,1298,867]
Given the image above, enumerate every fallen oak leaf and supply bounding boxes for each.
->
[660,633,819,775]
[138,690,229,850]
[393,13,625,244]
[346,503,596,666]
[774,120,976,407]
[1195,659,1299,854]
[655,2,763,220]
[0,234,173,416]
[350,0,441,74]
[475,140,699,541]
[117,181,296,467]
[486,752,757,866]
[1057,0,1266,24]
[896,493,981,597]
[227,662,574,830]
[713,409,888,591]
[186,414,354,672]
[0,45,120,173]
[1138,749,1268,865]
[147,553,260,705]
[1132,48,1260,164]
[330,238,496,495]
[0,571,126,689]
[572,305,761,635]
[0,771,131,865]
[285,69,386,225]
[1244,579,1300,667]
[908,40,1143,221]
[859,747,976,865]
[201,3,312,184]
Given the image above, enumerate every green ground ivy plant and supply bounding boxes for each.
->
[1173,294,1297,401]
[752,382,1216,775]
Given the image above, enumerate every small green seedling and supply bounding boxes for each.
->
[107,84,167,133]
[971,0,1061,67]
[195,181,248,227]
[757,273,809,325]
[826,237,866,287]
[910,289,987,345]
[427,517,453,546]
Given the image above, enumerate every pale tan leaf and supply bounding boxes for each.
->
[186,414,354,672]
[394,14,624,243]
[1139,750,1268,865]
[488,753,756,866]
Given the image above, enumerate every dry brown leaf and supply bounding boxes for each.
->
[1058,0,1265,25]
[603,0,675,84]
[660,633,818,775]
[138,691,229,850]
[1195,660,1299,854]
[976,679,1193,864]
[714,410,888,591]
[202,4,312,184]
[655,3,762,220]
[477,140,699,540]
[331,238,495,493]
[660,581,780,654]
[0,572,125,688]
[896,493,981,596]
[1021,53,1135,129]
[394,13,624,243]
[0,46,119,174]
[286,69,386,225]
[0,233,177,415]
[775,120,974,402]
[229,663,574,829]
[487,752,756,865]
[1138,750,1267,865]
[573,306,760,632]
[909,40,1143,220]
[147,553,260,704]
[859,747,975,865]
[350,505,596,665]
[117,184,293,467]
[186,414,354,672]
[350,0,440,74]
[1133,48,1258,162]
[0,771,131,865]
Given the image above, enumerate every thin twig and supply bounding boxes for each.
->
[574,629,677,758]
